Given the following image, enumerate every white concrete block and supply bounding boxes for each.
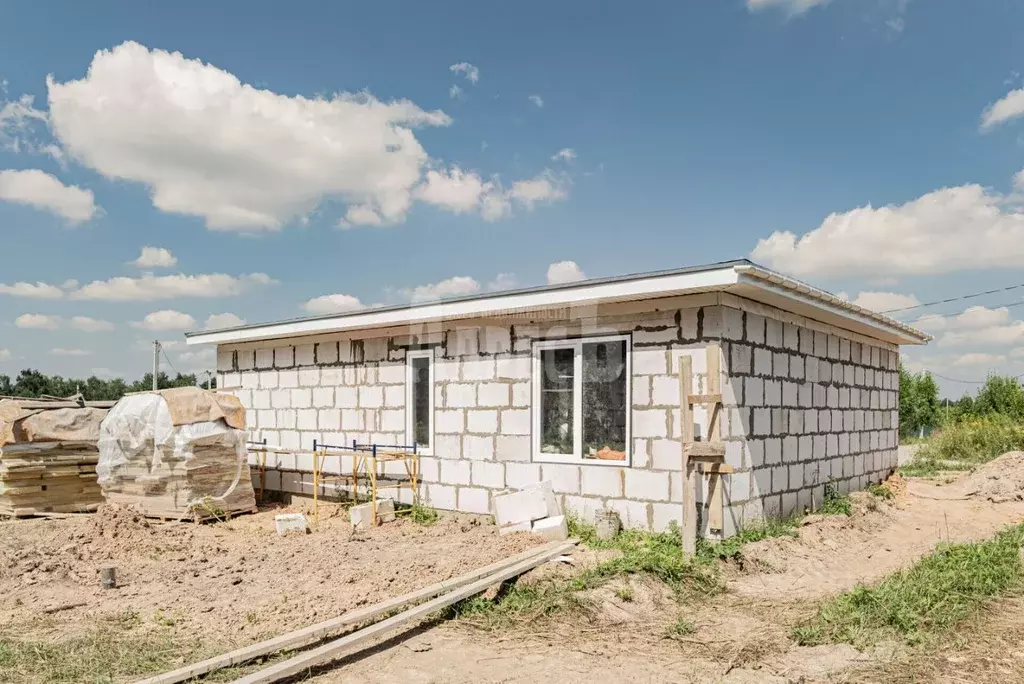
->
[462,358,495,381]
[271,389,292,409]
[419,456,440,482]
[464,435,494,460]
[434,434,461,459]
[506,462,541,489]
[280,430,300,450]
[275,513,309,536]
[581,466,623,497]
[634,326,679,345]
[321,367,345,386]
[378,362,405,385]
[256,349,274,369]
[299,368,320,387]
[291,388,312,409]
[532,515,569,541]
[481,326,511,355]
[624,469,670,502]
[633,349,668,376]
[257,409,277,429]
[607,499,650,529]
[359,386,384,408]
[499,520,532,535]
[446,383,477,408]
[275,346,295,368]
[511,383,530,407]
[496,435,530,461]
[652,503,682,533]
[493,487,550,526]
[651,375,679,406]
[241,372,259,389]
[633,409,668,438]
[540,464,581,494]
[312,387,334,408]
[468,409,499,434]
[500,408,530,435]
[252,390,271,410]
[335,387,357,408]
[632,376,651,406]
[472,461,505,488]
[753,348,772,376]
[217,350,234,372]
[278,409,297,429]
[478,382,510,407]
[496,356,531,380]
[341,409,363,431]
[316,342,339,365]
[436,409,463,434]
[427,482,457,510]
[764,380,782,407]
[381,409,404,432]
[384,385,404,408]
[454,487,490,514]
[440,459,472,485]
[317,409,341,431]
[651,439,683,471]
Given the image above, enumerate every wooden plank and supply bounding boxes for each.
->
[688,442,726,458]
[679,356,696,558]
[686,393,722,406]
[229,540,578,684]
[699,463,735,474]
[133,540,575,684]
[705,344,724,535]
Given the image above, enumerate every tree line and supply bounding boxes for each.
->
[0,369,214,402]
[900,365,1024,438]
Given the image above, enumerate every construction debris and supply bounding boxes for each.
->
[274,513,308,536]
[349,499,395,530]
[494,481,565,538]
[97,387,256,520]
[0,397,107,517]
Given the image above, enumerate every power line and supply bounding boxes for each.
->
[897,298,1024,325]
[882,282,1024,314]
[919,370,1024,385]
[160,345,181,379]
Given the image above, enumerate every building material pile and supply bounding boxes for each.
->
[0,397,108,517]
[493,481,569,540]
[97,387,256,520]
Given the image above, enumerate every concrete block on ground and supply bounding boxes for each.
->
[349,499,396,529]
[275,513,309,536]
[493,480,560,527]
[531,515,569,541]
[498,520,532,535]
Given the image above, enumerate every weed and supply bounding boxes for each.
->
[917,416,1024,466]
[793,523,1024,648]
[245,611,260,625]
[666,617,696,638]
[410,503,438,526]
[151,609,176,627]
[819,481,852,516]
[697,519,798,561]
[614,586,635,602]
[867,483,894,500]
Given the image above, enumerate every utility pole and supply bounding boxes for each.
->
[152,340,160,391]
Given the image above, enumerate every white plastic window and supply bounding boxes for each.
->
[406,349,434,453]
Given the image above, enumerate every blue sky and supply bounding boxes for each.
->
[2,0,1024,396]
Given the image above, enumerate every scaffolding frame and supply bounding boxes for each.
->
[311,440,421,529]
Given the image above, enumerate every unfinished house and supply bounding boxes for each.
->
[186,260,929,537]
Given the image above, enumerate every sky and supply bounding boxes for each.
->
[1,0,1024,396]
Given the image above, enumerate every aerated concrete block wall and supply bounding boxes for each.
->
[215,297,900,537]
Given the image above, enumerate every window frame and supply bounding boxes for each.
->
[531,333,632,467]
[405,348,435,455]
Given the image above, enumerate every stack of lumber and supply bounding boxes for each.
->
[98,387,256,520]
[0,397,109,517]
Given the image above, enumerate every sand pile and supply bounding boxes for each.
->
[960,451,1024,503]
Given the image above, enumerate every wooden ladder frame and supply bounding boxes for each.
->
[679,343,733,557]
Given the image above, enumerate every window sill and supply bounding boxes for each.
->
[533,453,632,468]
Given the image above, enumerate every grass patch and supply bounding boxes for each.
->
[866,483,894,500]
[818,481,852,516]
[409,503,439,526]
[696,519,799,561]
[614,586,634,602]
[793,523,1024,648]
[665,617,696,639]
[917,416,1024,467]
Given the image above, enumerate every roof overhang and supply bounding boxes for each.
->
[186,260,930,347]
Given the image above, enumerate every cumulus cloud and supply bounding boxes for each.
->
[70,316,114,332]
[547,260,586,285]
[400,276,480,303]
[0,281,64,299]
[204,313,245,329]
[751,182,1024,277]
[449,62,480,84]
[50,348,90,356]
[528,95,544,108]
[302,293,364,315]
[909,305,1024,348]
[0,169,98,223]
[488,273,518,291]
[850,291,920,313]
[133,246,177,268]
[71,272,274,301]
[0,349,10,361]
[416,167,568,220]
[981,87,1024,130]
[510,171,568,208]
[47,41,452,231]
[0,94,49,153]
[132,309,197,331]
[952,352,1007,367]
[449,84,463,100]
[746,0,831,14]
[551,148,576,162]
[15,313,61,329]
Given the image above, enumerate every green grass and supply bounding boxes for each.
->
[818,481,852,516]
[665,617,696,638]
[867,483,894,500]
[696,519,799,561]
[409,502,439,526]
[793,523,1024,648]
[916,416,1024,468]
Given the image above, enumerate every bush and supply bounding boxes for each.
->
[915,415,1024,466]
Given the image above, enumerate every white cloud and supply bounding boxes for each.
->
[551,148,576,162]
[302,294,364,315]
[911,305,1024,348]
[0,94,48,152]
[449,84,463,100]
[0,169,98,223]
[89,367,120,379]
[204,313,245,329]
[850,291,920,313]
[71,272,274,301]
[340,204,385,227]
[47,41,451,231]
[528,95,544,108]
[746,0,831,15]
[488,273,518,291]
[132,309,197,331]
[70,316,114,332]
[0,281,64,299]
[0,349,10,361]
[50,348,90,357]
[400,276,480,303]
[981,87,1024,130]
[15,313,60,329]
[952,352,1007,367]
[510,171,568,208]
[175,347,216,371]
[60,279,78,290]
[547,260,586,285]
[133,246,177,268]
[449,62,480,84]
[751,182,1024,277]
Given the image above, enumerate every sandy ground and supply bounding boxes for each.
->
[6,461,1024,684]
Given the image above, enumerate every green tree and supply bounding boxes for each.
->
[973,375,1024,419]
[899,363,940,438]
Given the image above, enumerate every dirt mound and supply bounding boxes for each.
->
[961,451,1024,503]
[87,503,156,545]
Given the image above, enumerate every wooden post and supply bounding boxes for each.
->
[679,356,697,557]
[705,344,724,536]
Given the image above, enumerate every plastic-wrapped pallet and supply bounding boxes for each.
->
[97,387,256,520]
[0,401,107,517]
